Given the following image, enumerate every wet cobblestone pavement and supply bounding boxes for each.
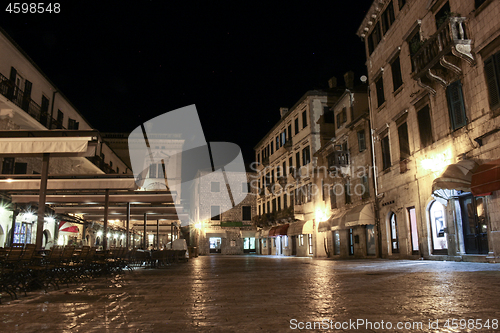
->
[2,256,500,332]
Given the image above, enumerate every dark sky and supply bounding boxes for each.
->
[0,1,373,164]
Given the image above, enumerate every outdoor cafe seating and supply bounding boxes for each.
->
[0,244,188,303]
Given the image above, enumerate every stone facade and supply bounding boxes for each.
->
[357,0,500,261]
[190,170,257,255]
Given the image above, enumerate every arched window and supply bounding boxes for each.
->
[390,212,399,253]
[429,200,447,254]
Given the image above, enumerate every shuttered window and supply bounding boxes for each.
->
[397,122,410,161]
[381,135,391,170]
[357,130,367,152]
[484,52,500,111]
[417,105,434,148]
[391,56,403,91]
[375,76,385,107]
[446,80,467,130]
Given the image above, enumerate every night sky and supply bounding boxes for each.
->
[0,1,373,164]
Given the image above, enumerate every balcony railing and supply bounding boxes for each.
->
[327,151,350,168]
[412,17,473,83]
[0,72,62,129]
[86,156,116,174]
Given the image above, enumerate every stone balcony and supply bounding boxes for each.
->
[411,17,474,94]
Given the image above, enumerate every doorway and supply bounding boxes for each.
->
[389,212,399,254]
[407,207,419,255]
[429,201,448,254]
[276,236,281,255]
[459,195,488,254]
[209,237,221,253]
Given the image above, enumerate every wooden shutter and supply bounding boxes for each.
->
[446,80,467,130]
[484,56,500,110]
[397,122,410,160]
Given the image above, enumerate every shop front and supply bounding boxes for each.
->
[431,159,499,261]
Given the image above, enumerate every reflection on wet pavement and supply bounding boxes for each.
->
[2,256,500,332]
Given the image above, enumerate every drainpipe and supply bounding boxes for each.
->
[367,83,383,258]
[48,90,58,129]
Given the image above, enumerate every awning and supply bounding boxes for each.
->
[320,211,347,232]
[269,224,289,237]
[0,137,91,155]
[287,220,314,236]
[0,175,138,191]
[260,228,270,238]
[471,158,500,196]
[268,226,279,237]
[59,221,79,233]
[345,203,375,227]
[432,160,478,198]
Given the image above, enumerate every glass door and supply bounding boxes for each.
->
[429,201,448,254]
[408,207,419,254]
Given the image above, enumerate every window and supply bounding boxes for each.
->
[375,76,385,107]
[295,151,300,169]
[336,113,342,129]
[283,193,287,208]
[272,198,276,212]
[399,0,406,9]
[282,161,286,177]
[398,122,410,161]
[341,107,347,124]
[56,110,64,129]
[345,181,351,204]
[289,157,293,172]
[298,234,304,246]
[270,141,274,155]
[275,136,280,149]
[148,163,157,178]
[302,110,308,128]
[294,118,299,134]
[409,30,422,72]
[357,130,366,151]
[324,106,334,123]
[211,206,221,220]
[417,105,434,148]
[367,22,382,55]
[287,124,292,140]
[308,234,313,254]
[302,146,311,166]
[446,80,467,130]
[381,134,391,170]
[277,196,281,211]
[68,118,79,130]
[484,51,500,111]
[281,131,286,146]
[381,1,395,35]
[361,175,370,199]
[322,180,325,201]
[391,56,403,91]
[242,206,252,221]
[330,186,337,209]
[211,182,220,192]
[435,2,450,30]
[2,157,15,174]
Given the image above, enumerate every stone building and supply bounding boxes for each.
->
[253,82,347,257]
[0,27,130,248]
[315,75,376,259]
[357,0,500,261]
[189,170,257,255]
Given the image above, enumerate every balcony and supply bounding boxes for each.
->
[411,17,474,94]
[0,72,61,128]
[87,156,116,174]
[327,151,349,168]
